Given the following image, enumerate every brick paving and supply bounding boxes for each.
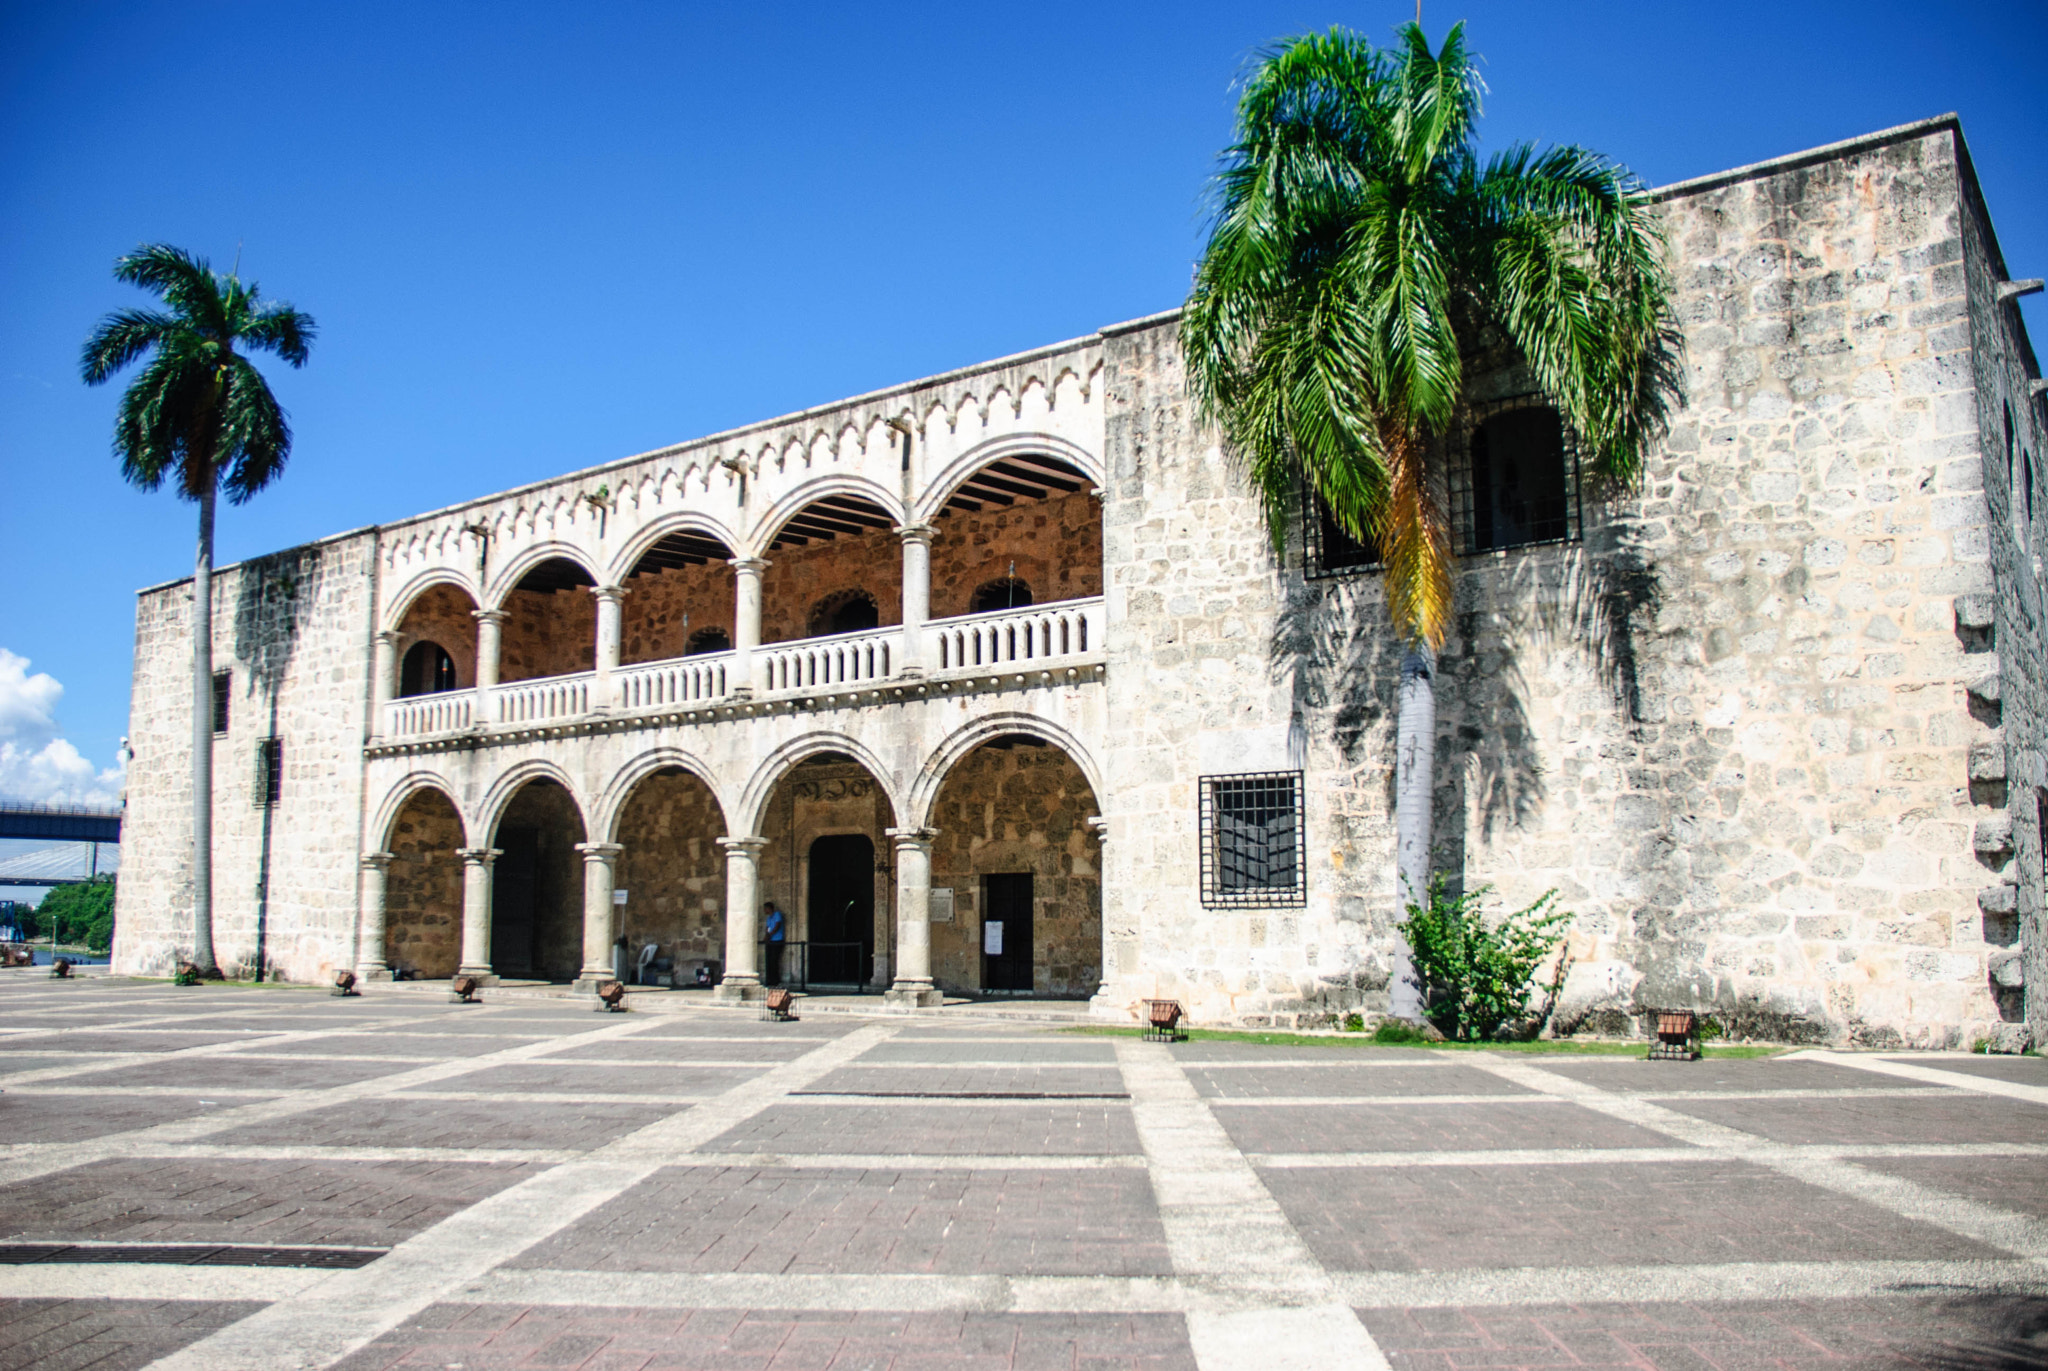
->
[1,980,2044,1371]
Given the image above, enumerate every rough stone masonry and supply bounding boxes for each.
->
[114,115,2045,1049]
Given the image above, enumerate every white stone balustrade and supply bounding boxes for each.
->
[384,693,473,738]
[757,625,895,695]
[931,596,1100,672]
[615,653,731,710]
[494,671,593,724]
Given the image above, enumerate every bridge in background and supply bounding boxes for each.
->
[0,804,121,889]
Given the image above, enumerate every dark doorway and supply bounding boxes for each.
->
[399,641,457,696]
[806,834,874,985]
[491,826,540,977]
[982,873,1034,992]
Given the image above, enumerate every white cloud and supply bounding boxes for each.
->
[0,649,125,806]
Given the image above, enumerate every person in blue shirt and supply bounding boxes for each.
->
[763,901,786,987]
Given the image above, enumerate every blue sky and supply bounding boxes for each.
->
[2,0,2043,803]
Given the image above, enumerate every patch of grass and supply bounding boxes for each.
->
[1058,1025,1783,1057]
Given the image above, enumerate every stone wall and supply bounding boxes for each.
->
[1959,141,2048,1045]
[395,584,478,690]
[927,741,1103,995]
[114,532,375,981]
[614,768,728,968]
[499,586,596,683]
[756,759,897,982]
[760,529,903,645]
[383,787,465,978]
[491,780,586,981]
[621,563,735,664]
[930,490,1104,617]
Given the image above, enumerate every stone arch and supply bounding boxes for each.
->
[736,731,906,837]
[477,758,590,844]
[753,476,907,552]
[374,771,471,852]
[385,568,481,632]
[807,587,880,636]
[484,540,603,611]
[594,747,732,844]
[913,433,1104,524]
[479,761,590,982]
[908,711,1104,828]
[605,510,747,583]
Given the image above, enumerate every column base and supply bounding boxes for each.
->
[353,964,395,983]
[572,973,619,995]
[1089,982,1132,1022]
[455,967,499,985]
[884,982,944,1009]
[714,976,767,1003]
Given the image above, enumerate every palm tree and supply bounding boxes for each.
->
[83,245,315,976]
[1182,24,1679,1018]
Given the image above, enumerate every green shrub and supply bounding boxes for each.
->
[1341,1013,1365,1033]
[1370,1018,1431,1045]
[1399,876,1572,1042]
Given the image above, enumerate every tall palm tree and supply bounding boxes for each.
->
[1182,24,1679,1018]
[82,245,315,976]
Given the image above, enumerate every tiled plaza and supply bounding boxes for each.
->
[1,977,2044,1370]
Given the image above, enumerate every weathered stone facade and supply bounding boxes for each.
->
[115,117,2041,1046]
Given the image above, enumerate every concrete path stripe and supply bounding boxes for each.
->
[138,1021,902,1371]
[0,1011,680,1187]
[73,1142,586,1165]
[1115,1040,1390,1371]
[1469,1056,2048,1262]
[680,1151,1148,1169]
[1335,1257,2048,1309]
[1799,1049,2048,1105]
[1252,1140,2048,1168]
[0,1264,331,1302]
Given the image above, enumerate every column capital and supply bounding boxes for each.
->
[590,584,627,605]
[895,523,937,546]
[717,835,770,856]
[885,826,940,852]
[728,557,770,575]
[575,841,624,861]
[1086,815,1109,844]
[472,608,507,625]
[457,846,502,867]
[374,628,401,646]
[361,850,397,870]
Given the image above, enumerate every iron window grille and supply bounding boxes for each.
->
[1448,395,1582,554]
[257,739,283,807]
[211,673,231,735]
[1300,485,1382,580]
[1199,771,1306,908]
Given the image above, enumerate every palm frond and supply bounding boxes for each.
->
[112,245,229,338]
[215,359,292,504]
[239,302,316,367]
[80,309,178,385]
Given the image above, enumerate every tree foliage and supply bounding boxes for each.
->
[17,878,116,952]
[1181,22,1681,648]
[1399,875,1570,1041]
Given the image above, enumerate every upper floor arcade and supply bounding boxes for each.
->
[369,334,1109,747]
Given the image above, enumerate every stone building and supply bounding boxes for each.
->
[114,116,2045,1048]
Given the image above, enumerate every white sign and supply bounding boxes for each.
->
[983,920,1003,956]
[612,889,628,906]
[930,888,954,923]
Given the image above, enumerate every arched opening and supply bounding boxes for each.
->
[499,557,597,685]
[393,585,477,692]
[929,454,1098,619]
[968,578,1033,614]
[612,766,728,987]
[622,528,737,666]
[488,778,587,981]
[383,788,465,979]
[755,752,898,990]
[807,588,880,637]
[924,732,1102,998]
[398,641,458,697]
[761,493,899,645]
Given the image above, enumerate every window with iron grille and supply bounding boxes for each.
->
[1199,772,1305,907]
[258,739,283,807]
[1448,398,1581,553]
[1300,486,1382,580]
[211,673,231,734]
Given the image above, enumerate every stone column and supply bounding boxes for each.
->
[473,608,506,724]
[896,524,935,677]
[729,558,768,697]
[885,827,943,1007]
[457,847,501,981]
[370,631,398,738]
[714,836,769,1000]
[573,842,624,991]
[355,851,396,980]
[592,586,625,709]
[1086,816,1121,1019]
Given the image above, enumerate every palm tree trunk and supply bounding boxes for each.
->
[1390,646,1433,1019]
[189,484,218,975]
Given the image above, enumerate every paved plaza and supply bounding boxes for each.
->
[0,978,2044,1370]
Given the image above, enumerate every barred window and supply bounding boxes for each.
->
[1451,401,1580,553]
[1300,488,1381,580]
[258,739,283,807]
[1200,772,1306,908]
[211,673,231,734]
